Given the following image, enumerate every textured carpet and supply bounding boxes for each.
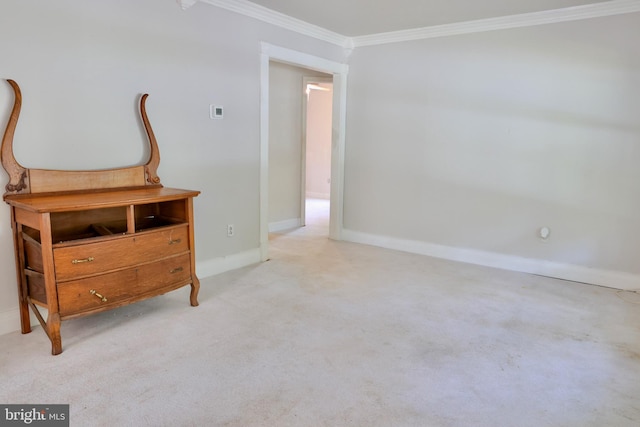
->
[1,199,639,426]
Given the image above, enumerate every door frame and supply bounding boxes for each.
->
[259,42,349,261]
[301,76,333,227]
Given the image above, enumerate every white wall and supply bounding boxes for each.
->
[344,13,640,288]
[268,62,329,229]
[0,0,346,335]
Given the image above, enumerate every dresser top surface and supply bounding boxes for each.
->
[4,187,200,213]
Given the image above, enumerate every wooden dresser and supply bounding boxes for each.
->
[1,80,200,355]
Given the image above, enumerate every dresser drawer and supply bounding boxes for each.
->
[53,225,189,281]
[57,253,192,317]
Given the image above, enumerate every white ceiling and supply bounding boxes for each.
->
[246,0,606,36]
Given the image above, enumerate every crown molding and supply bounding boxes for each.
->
[185,0,640,49]
[177,0,198,10]
[198,0,351,48]
[352,0,640,47]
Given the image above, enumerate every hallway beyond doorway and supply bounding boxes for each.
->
[305,198,329,232]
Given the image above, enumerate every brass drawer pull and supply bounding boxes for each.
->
[72,256,94,264]
[170,267,184,274]
[169,238,182,245]
[89,289,108,302]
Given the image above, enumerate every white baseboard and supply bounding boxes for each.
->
[268,218,302,233]
[196,248,262,278]
[0,306,41,337]
[342,229,640,291]
[306,192,330,200]
[0,308,22,337]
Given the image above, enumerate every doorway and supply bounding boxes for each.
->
[302,77,333,230]
[259,42,349,261]
[266,62,331,235]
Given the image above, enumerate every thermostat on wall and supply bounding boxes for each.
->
[210,105,223,119]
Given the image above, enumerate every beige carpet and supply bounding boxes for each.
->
[1,199,639,426]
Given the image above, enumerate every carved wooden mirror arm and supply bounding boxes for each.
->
[140,93,161,186]
[1,79,162,198]
[0,80,27,195]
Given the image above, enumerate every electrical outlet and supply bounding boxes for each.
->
[227,224,234,237]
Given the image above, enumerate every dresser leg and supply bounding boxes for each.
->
[190,277,200,307]
[48,312,63,355]
[11,213,31,334]
[18,298,31,334]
